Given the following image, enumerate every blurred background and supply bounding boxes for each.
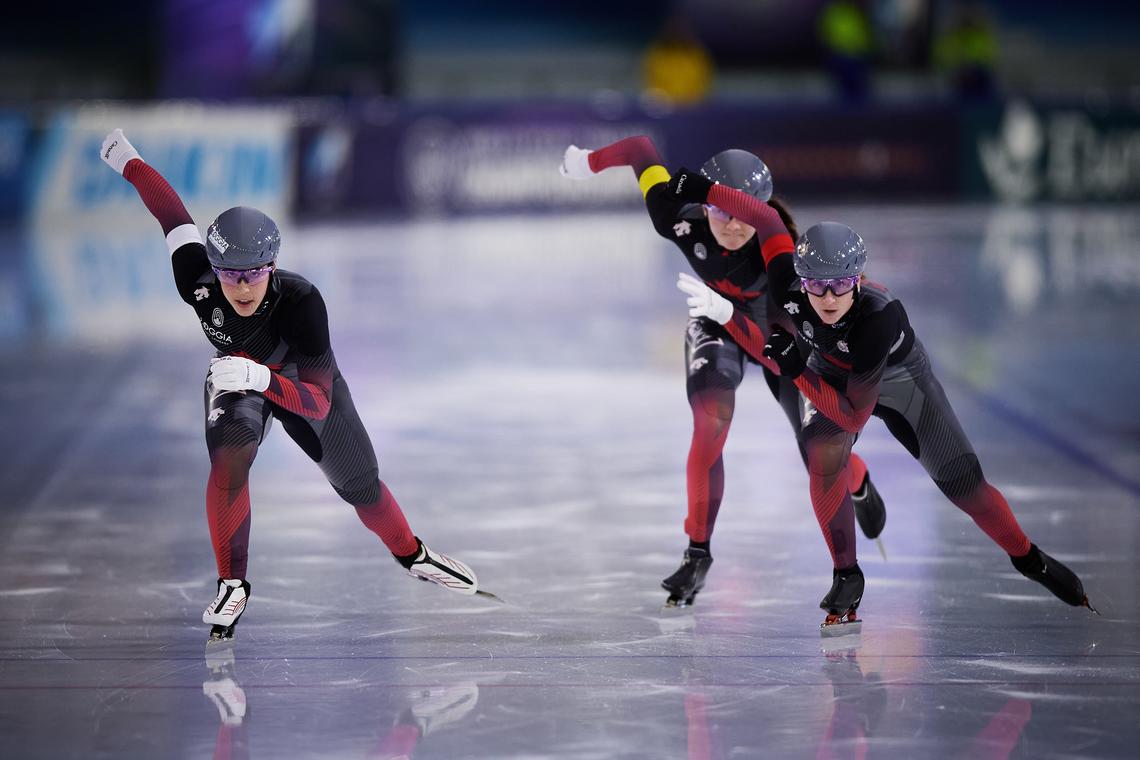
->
[1,0,1139,344]
[3,3,1140,758]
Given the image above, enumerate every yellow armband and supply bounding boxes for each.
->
[638,165,671,198]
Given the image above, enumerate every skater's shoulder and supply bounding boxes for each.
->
[271,268,318,294]
[858,278,897,306]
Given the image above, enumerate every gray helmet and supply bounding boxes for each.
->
[681,148,773,219]
[700,149,773,202]
[793,222,867,279]
[205,206,281,269]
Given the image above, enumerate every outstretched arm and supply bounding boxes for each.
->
[561,134,667,191]
[102,129,203,255]
[101,129,210,300]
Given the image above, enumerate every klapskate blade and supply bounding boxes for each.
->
[475,589,505,603]
[875,537,887,561]
[820,620,862,638]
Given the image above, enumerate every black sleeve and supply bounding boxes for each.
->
[171,243,211,305]
[279,287,331,357]
[849,302,901,375]
[764,252,798,330]
[644,182,691,240]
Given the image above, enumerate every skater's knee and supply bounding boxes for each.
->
[333,470,381,506]
[209,442,257,490]
[689,387,735,425]
[806,441,850,479]
[933,454,984,501]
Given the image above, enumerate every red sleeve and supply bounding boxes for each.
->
[723,310,775,369]
[794,309,895,433]
[588,135,664,176]
[263,366,332,420]
[721,307,877,434]
[706,184,794,264]
[122,159,195,235]
[791,373,875,434]
[260,290,334,420]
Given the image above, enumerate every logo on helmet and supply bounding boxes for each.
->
[208,227,229,253]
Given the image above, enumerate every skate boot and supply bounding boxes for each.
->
[851,473,886,540]
[203,578,251,643]
[399,538,479,596]
[202,646,246,726]
[820,563,864,636]
[1011,544,1097,613]
[405,682,480,737]
[661,547,713,608]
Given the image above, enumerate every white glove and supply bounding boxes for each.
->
[208,356,272,393]
[559,145,595,179]
[676,272,734,325]
[100,128,141,175]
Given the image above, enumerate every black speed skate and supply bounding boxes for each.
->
[662,547,712,608]
[1011,544,1098,614]
[851,473,886,539]
[820,563,864,637]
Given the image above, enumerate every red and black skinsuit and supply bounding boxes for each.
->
[694,182,1032,568]
[587,136,874,543]
[122,159,419,579]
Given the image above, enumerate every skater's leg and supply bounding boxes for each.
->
[873,357,1093,608]
[846,454,867,494]
[683,318,746,544]
[278,378,478,594]
[685,385,734,543]
[875,363,1030,557]
[802,400,859,569]
[767,366,884,539]
[278,378,417,557]
[204,389,272,579]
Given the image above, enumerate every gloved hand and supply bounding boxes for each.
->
[763,326,807,378]
[100,128,141,175]
[665,166,714,204]
[208,356,272,393]
[559,145,594,179]
[676,272,733,325]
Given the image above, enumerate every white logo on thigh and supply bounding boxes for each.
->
[208,408,226,423]
[689,357,709,373]
[687,321,724,353]
[212,308,224,327]
[802,399,817,426]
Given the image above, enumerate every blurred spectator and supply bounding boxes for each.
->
[818,0,874,102]
[641,14,714,106]
[934,1,998,101]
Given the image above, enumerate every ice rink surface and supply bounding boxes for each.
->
[1,205,1138,758]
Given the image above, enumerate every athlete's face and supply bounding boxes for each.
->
[806,287,856,325]
[706,207,756,251]
[218,265,274,317]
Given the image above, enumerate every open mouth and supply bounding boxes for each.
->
[236,299,255,308]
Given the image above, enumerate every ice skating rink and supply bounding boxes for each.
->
[2,205,1138,758]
